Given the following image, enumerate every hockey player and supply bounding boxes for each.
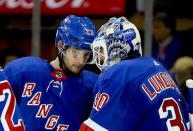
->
[4,15,98,130]
[0,66,25,131]
[80,17,190,131]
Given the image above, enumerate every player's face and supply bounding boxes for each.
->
[153,19,171,43]
[97,47,105,64]
[63,46,90,74]
[93,46,105,64]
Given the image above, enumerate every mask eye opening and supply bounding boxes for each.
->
[92,45,106,71]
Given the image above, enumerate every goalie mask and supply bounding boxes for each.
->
[91,17,142,71]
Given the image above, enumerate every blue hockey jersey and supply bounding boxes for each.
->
[0,69,25,131]
[80,57,190,131]
[4,56,98,131]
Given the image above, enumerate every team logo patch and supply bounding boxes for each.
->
[51,70,67,81]
[46,70,67,96]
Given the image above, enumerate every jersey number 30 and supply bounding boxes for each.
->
[159,98,186,131]
[0,81,25,131]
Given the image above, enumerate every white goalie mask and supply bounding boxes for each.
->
[91,17,142,71]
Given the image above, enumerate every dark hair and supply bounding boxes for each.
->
[154,11,176,34]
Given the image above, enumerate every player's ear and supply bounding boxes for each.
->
[57,40,63,51]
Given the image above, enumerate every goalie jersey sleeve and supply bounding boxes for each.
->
[0,69,25,131]
[80,57,190,131]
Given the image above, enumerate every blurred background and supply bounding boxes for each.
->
[0,0,193,69]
